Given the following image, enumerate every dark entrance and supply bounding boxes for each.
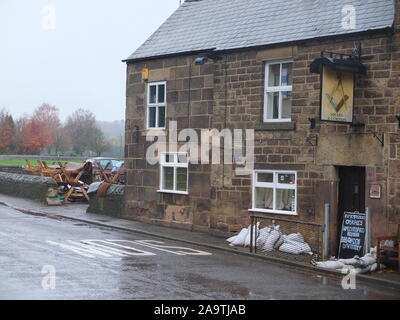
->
[337,166,366,246]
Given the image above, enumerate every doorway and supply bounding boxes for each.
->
[337,166,366,245]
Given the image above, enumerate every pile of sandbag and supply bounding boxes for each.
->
[312,247,384,274]
[226,223,313,256]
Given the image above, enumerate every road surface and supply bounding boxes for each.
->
[0,205,399,300]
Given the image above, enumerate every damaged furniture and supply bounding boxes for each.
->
[376,224,400,272]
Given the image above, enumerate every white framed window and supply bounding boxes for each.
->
[250,170,297,215]
[264,61,293,122]
[147,81,166,129]
[159,152,189,195]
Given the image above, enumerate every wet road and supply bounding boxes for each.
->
[0,206,399,300]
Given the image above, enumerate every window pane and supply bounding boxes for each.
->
[276,189,295,211]
[162,167,174,190]
[257,172,273,183]
[268,64,280,87]
[277,173,296,185]
[255,187,273,210]
[177,153,188,164]
[164,153,174,163]
[149,85,157,103]
[281,63,292,86]
[148,106,156,128]
[281,91,292,119]
[158,84,165,103]
[176,168,187,192]
[158,106,165,128]
[266,92,279,119]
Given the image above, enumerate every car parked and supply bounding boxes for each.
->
[85,157,124,172]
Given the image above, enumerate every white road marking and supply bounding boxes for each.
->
[109,240,213,256]
[81,240,155,256]
[46,239,212,258]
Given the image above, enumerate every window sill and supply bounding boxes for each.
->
[157,190,189,195]
[249,208,298,216]
[142,129,166,136]
[255,121,296,131]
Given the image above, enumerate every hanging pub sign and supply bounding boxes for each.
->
[310,52,367,124]
[320,66,354,123]
[338,212,366,259]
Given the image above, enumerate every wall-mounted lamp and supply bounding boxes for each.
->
[308,118,316,129]
[142,68,149,82]
[194,52,222,65]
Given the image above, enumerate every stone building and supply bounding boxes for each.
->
[123,0,400,255]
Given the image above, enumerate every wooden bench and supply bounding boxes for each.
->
[376,224,400,272]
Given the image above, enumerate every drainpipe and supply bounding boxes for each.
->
[365,207,371,254]
[323,203,330,260]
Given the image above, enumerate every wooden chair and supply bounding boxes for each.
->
[376,224,400,272]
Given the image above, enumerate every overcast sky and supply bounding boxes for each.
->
[0,0,179,122]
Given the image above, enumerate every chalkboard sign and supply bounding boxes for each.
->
[338,212,366,259]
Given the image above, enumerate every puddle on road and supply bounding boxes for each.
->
[175,273,252,298]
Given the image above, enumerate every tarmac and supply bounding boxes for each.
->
[0,193,399,291]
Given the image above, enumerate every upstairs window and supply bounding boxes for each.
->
[147,82,166,129]
[264,61,293,122]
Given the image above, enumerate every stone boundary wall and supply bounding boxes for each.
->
[0,166,26,175]
[87,184,125,217]
[0,172,57,201]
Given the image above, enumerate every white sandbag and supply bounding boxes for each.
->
[244,222,260,247]
[285,233,305,243]
[315,260,345,269]
[263,226,281,252]
[230,228,249,246]
[279,242,303,255]
[226,235,238,243]
[338,257,360,265]
[274,234,284,250]
[358,253,376,267]
[256,227,271,248]
[279,239,312,255]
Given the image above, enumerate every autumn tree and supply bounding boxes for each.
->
[91,129,111,156]
[52,126,71,155]
[0,109,16,154]
[33,103,61,154]
[65,108,101,156]
[20,117,53,155]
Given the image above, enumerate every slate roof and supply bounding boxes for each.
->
[125,0,395,62]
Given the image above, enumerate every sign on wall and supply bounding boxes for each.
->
[338,212,366,259]
[321,66,354,123]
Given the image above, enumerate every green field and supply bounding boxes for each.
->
[0,159,83,166]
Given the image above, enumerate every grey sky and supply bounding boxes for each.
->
[0,0,179,122]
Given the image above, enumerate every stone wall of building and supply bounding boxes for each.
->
[125,15,400,242]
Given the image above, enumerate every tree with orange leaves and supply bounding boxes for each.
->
[0,109,16,153]
[20,117,53,155]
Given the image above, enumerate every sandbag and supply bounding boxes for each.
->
[358,253,376,267]
[230,228,248,246]
[263,226,281,252]
[256,227,271,248]
[314,260,345,269]
[274,234,284,250]
[285,233,305,243]
[244,222,260,247]
[279,242,303,255]
[338,257,360,265]
[226,234,238,243]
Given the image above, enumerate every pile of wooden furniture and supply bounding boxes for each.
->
[23,159,125,203]
[24,160,93,202]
